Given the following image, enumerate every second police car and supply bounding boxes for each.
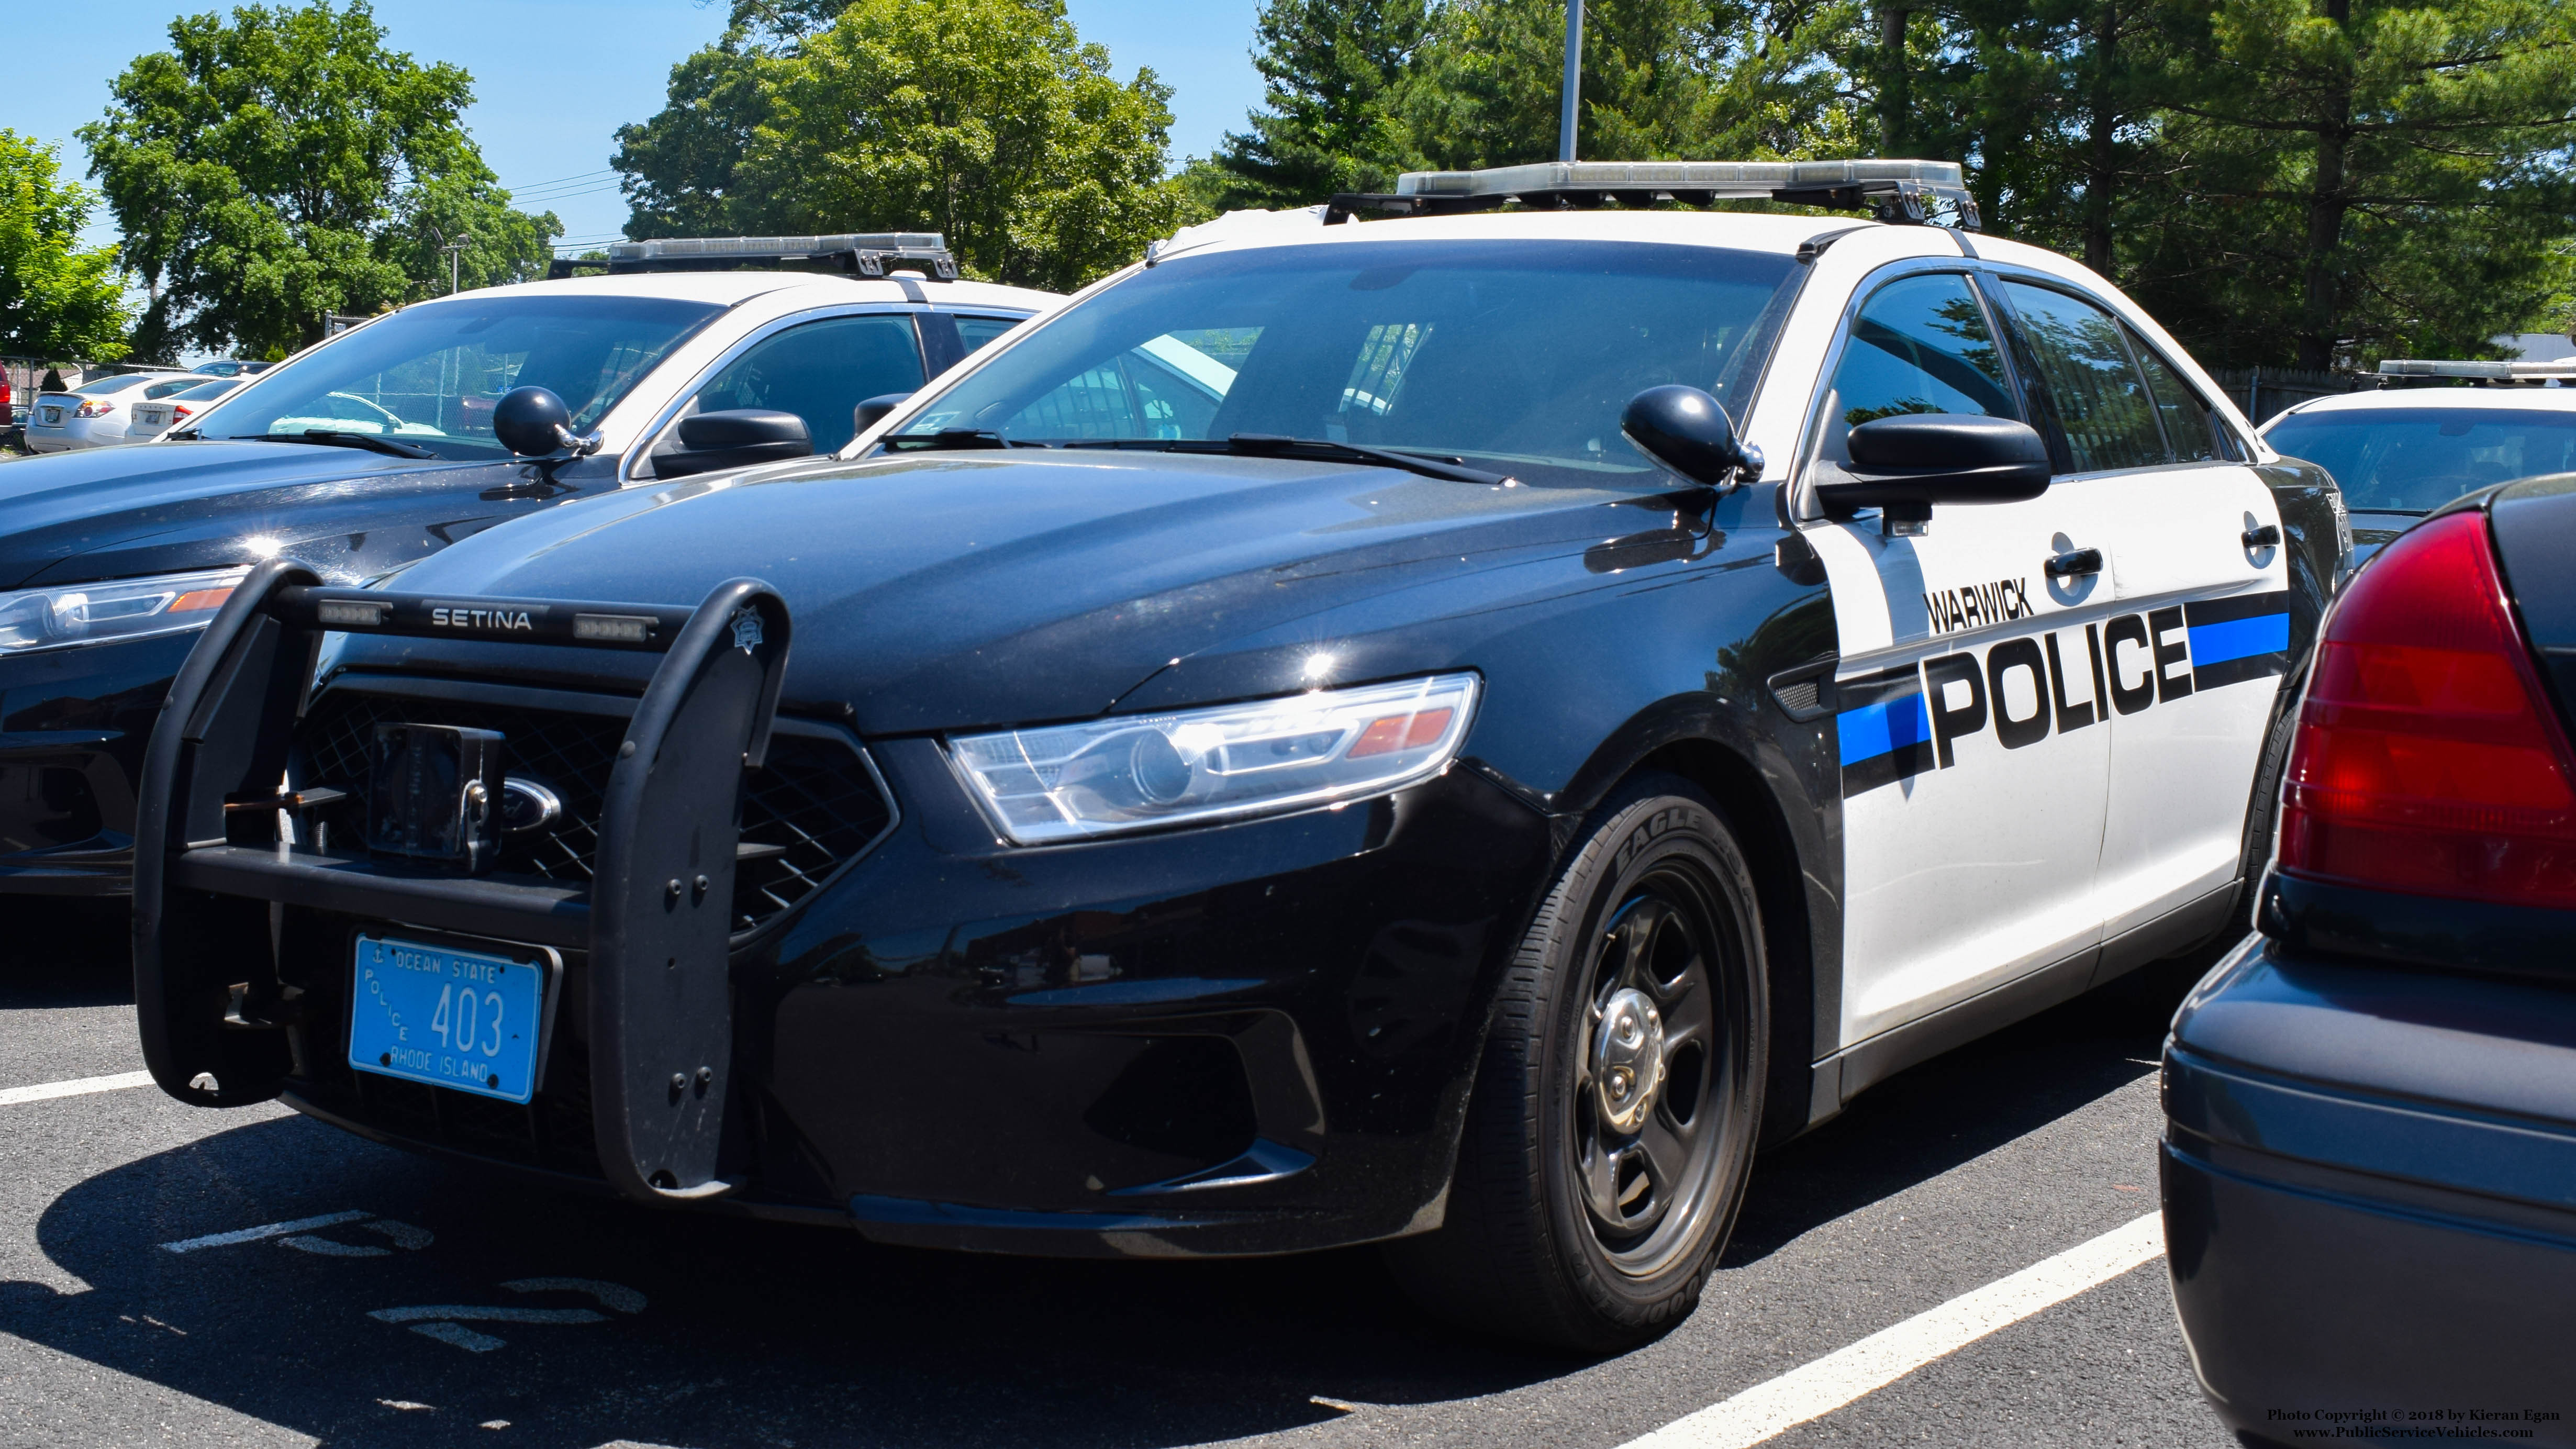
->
[129,160,2341,1351]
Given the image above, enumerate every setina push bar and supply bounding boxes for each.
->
[131,558,792,1205]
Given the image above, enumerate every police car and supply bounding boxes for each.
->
[2263,357,2576,565]
[131,161,2339,1351]
[0,236,1050,896]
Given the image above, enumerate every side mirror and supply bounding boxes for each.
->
[1819,414,2051,534]
[659,408,813,479]
[853,393,911,435]
[1621,385,1764,487]
[492,385,575,456]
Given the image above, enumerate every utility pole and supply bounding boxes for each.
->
[1559,0,1583,163]
[1881,3,1910,154]
[444,241,464,296]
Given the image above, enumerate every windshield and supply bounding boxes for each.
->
[2265,406,2576,513]
[888,238,1799,484]
[189,294,724,460]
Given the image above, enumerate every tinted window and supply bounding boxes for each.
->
[174,379,238,402]
[897,240,1799,485]
[143,376,214,400]
[72,374,153,396]
[1999,281,2165,473]
[2128,329,2220,462]
[2263,408,2576,512]
[956,316,1021,355]
[1819,273,2015,463]
[683,313,924,456]
[189,295,722,460]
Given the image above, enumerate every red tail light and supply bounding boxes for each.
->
[2280,509,2576,907]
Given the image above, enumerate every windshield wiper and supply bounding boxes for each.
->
[880,429,1053,452]
[1064,434,1515,486]
[233,431,438,460]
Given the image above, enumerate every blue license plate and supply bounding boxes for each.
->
[349,934,551,1102]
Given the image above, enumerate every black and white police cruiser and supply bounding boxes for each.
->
[131,160,2342,1350]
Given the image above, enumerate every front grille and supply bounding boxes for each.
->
[295,687,894,932]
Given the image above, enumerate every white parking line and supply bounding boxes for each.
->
[0,1070,155,1107]
[1621,1212,2168,1449]
[162,1210,373,1254]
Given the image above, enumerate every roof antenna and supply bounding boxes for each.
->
[1558,0,1583,162]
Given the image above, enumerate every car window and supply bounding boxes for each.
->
[895,239,1800,486]
[72,375,153,396]
[174,380,237,401]
[187,295,723,461]
[956,316,1022,356]
[143,377,211,400]
[682,313,925,456]
[2262,408,2576,513]
[2126,330,2221,462]
[1817,273,2015,464]
[1997,281,2167,473]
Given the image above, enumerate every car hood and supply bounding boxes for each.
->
[0,439,509,589]
[330,449,1689,734]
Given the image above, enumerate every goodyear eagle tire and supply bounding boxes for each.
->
[1387,774,1766,1352]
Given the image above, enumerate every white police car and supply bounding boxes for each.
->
[2263,357,2576,564]
[137,164,2343,1350]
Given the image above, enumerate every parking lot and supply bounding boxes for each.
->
[2,901,2231,1449]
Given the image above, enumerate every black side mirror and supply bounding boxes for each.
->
[1621,385,1764,487]
[1819,414,2051,534]
[853,393,911,435]
[492,385,575,456]
[659,408,814,479]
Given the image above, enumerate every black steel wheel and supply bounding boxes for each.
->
[1387,773,1766,1351]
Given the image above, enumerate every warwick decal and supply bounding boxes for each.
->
[1923,577,2035,636]
[1835,590,2292,799]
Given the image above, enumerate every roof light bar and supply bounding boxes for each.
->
[1325,159,1981,231]
[548,233,958,281]
[2378,358,2576,382]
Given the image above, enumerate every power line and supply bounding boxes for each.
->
[498,166,617,191]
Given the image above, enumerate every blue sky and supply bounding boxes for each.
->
[6,0,1267,252]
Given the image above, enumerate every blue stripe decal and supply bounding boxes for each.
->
[2188,612,2289,667]
[1837,693,1930,767]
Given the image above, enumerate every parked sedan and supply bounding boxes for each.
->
[125,377,244,441]
[2262,383,2576,565]
[2164,473,2576,1443]
[22,373,206,452]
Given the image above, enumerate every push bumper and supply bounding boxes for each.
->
[2161,935,2576,1444]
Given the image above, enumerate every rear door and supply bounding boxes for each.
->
[1989,278,2288,956]
[1797,267,2122,1047]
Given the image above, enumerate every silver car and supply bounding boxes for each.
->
[124,376,244,441]
[25,373,219,451]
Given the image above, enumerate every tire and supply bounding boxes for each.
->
[1386,773,1768,1352]
[2231,677,2305,932]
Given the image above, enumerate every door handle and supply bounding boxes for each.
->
[2243,523,2282,549]
[2044,547,2103,578]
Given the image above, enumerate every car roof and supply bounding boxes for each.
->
[451,270,1057,313]
[2268,386,2576,423]
[1162,207,1901,261]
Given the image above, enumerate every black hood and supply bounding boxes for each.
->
[0,439,560,589]
[329,450,1694,733]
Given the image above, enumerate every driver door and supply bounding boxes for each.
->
[1799,269,2118,1050]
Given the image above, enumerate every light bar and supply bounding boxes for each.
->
[589,233,958,280]
[2379,358,2576,381]
[1329,158,1980,231]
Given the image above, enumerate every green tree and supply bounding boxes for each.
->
[0,130,129,360]
[2128,0,2576,368]
[80,1,560,359]
[1205,0,1430,207]
[616,0,1188,291]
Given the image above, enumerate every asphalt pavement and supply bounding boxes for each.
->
[1,898,2239,1449]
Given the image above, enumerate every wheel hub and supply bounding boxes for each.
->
[1592,986,1666,1134]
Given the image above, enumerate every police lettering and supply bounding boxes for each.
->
[1922,577,2033,636]
[429,605,534,632]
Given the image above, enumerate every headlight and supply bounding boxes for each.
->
[948,672,1481,844]
[0,567,251,654]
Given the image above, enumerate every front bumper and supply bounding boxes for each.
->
[136,568,1563,1258]
[2162,936,2576,1444]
